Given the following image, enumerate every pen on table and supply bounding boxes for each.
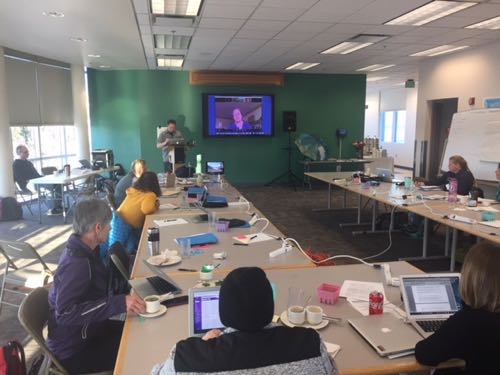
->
[178,268,197,272]
[233,242,248,246]
[249,235,258,240]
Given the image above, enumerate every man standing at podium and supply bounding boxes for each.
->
[156,119,184,173]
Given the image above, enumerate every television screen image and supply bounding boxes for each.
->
[203,94,274,137]
[206,161,224,175]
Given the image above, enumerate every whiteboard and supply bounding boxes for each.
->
[441,109,500,181]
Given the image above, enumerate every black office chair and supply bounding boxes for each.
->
[108,242,131,294]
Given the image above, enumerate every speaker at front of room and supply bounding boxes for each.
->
[283,111,297,132]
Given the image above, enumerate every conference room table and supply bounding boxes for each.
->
[30,166,118,223]
[299,159,370,189]
[115,261,463,375]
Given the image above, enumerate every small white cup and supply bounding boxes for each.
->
[199,268,213,281]
[144,295,161,314]
[287,305,305,325]
[306,305,323,325]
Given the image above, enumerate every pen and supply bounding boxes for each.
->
[178,268,197,272]
[249,235,258,240]
[233,242,248,246]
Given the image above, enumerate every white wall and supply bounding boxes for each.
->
[364,87,417,168]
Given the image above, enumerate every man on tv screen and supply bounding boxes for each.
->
[227,108,253,132]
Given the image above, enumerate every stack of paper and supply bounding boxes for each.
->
[153,218,188,227]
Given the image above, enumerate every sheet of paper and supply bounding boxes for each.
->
[232,233,274,244]
[340,280,385,301]
[467,206,499,212]
[153,218,188,227]
[159,203,179,210]
[478,220,500,228]
[161,188,181,196]
[324,342,341,359]
[419,185,441,191]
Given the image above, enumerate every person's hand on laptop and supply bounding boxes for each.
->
[126,294,146,315]
[202,329,223,341]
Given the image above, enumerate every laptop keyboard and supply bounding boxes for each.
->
[146,276,179,295]
[416,320,444,332]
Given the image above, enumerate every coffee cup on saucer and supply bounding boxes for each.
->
[144,295,161,314]
[287,305,305,325]
[306,305,323,325]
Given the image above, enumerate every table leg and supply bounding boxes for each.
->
[37,185,42,224]
[422,218,428,258]
[444,227,450,256]
[61,184,67,224]
[450,228,458,272]
[343,189,347,209]
[339,194,370,228]
[328,183,331,209]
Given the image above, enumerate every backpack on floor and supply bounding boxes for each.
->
[0,340,27,375]
[0,197,23,221]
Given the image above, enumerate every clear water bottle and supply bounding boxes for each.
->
[448,178,458,203]
[147,227,160,256]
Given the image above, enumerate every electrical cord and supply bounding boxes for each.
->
[362,204,398,261]
[253,217,270,232]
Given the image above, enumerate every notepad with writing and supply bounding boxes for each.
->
[232,233,274,244]
[175,232,218,246]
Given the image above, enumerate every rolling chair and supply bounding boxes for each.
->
[18,288,111,375]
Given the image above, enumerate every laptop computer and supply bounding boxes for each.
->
[188,286,225,336]
[79,159,95,170]
[376,168,394,183]
[400,273,462,338]
[348,314,422,358]
[128,261,182,298]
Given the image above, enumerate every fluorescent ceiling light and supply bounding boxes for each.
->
[42,11,64,18]
[157,55,184,68]
[357,64,395,72]
[367,76,388,82]
[99,65,111,69]
[152,0,203,16]
[69,37,87,43]
[88,54,101,58]
[285,62,320,71]
[411,44,469,57]
[321,42,373,55]
[154,34,191,49]
[466,15,500,30]
[385,1,477,26]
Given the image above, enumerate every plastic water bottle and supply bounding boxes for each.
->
[448,178,458,203]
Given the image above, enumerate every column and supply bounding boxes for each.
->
[71,65,91,160]
[0,47,15,196]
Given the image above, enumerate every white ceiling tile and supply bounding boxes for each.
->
[194,28,237,38]
[208,0,261,5]
[273,30,318,41]
[235,28,278,39]
[299,0,373,22]
[202,4,257,19]
[251,6,305,21]
[243,20,290,31]
[428,16,481,28]
[265,39,302,48]
[364,24,414,35]
[342,0,430,25]
[474,30,500,40]
[198,18,245,30]
[401,27,453,39]
[261,0,318,8]
[281,21,332,33]
[132,0,149,14]
[223,38,268,52]
[321,23,372,36]
[183,60,212,70]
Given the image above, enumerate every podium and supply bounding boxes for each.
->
[167,142,186,174]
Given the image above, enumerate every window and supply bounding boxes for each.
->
[380,110,406,144]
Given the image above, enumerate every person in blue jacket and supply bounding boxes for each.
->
[47,198,145,374]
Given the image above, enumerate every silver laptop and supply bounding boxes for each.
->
[400,273,461,338]
[376,168,394,183]
[188,286,225,337]
[128,261,182,299]
[348,314,422,358]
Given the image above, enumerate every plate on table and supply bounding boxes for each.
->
[280,311,329,330]
[138,305,167,318]
[146,254,181,267]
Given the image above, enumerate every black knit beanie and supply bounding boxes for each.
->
[219,267,274,332]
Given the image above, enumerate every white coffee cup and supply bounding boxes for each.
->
[306,305,323,325]
[144,295,161,314]
[287,305,305,325]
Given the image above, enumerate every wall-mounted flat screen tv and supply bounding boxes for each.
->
[203,94,274,137]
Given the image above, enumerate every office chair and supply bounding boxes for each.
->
[109,242,131,294]
[18,288,112,375]
[0,239,54,314]
[15,182,34,215]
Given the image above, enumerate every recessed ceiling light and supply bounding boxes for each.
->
[151,0,203,17]
[321,34,389,55]
[285,62,320,71]
[357,64,395,72]
[410,45,469,57]
[466,15,500,30]
[157,55,184,68]
[99,65,111,69]
[367,76,388,82]
[70,37,87,43]
[154,34,191,49]
[88,54,101,58]
[42,11,64,18]
[385,1,477,26]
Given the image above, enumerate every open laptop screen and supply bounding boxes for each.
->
[401,275,462,317]
[189,287,225,336]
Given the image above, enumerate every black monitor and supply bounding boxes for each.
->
[206,161,224,175]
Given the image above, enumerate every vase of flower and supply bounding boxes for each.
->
[352,141,365,159]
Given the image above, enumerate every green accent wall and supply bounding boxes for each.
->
[88,70,365,184]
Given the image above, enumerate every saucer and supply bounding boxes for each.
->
[280,311,329,330]
[138,305,167,318]
[147,255,181,267]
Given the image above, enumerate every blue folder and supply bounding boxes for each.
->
[175,232,218,246]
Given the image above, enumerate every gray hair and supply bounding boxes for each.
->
[73,198,112,235]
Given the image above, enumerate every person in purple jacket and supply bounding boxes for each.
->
[47,198,145,374]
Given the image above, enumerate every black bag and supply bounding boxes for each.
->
[175,166,195,178]
[0,197,23,221]
[0,340,27,375]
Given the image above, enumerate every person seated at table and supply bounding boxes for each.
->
[117,171,161,230]
[114,159,148,207]
[415,241,500,374]
[48,198,146,374]
[12,144,63,215]
[416,155,475,195]
[151,267,338,375]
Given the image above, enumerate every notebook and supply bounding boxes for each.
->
[175,232,218,246]
[400,273,461,338]
[348,314,422,358]
[188,286,225,336]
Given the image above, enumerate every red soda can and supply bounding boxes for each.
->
[369,291,384,315]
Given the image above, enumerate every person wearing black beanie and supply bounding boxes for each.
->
[151,267,338,375]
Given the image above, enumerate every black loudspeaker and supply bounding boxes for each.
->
[283,111,297,132]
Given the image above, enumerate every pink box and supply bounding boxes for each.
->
[317,283,340,305]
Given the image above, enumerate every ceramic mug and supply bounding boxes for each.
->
[144,295,161,314]
[306,305,323,325]
[287,305,305,325]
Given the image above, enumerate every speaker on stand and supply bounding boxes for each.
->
[265,111,302,190]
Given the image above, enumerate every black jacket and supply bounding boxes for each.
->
[429,169,475,196]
